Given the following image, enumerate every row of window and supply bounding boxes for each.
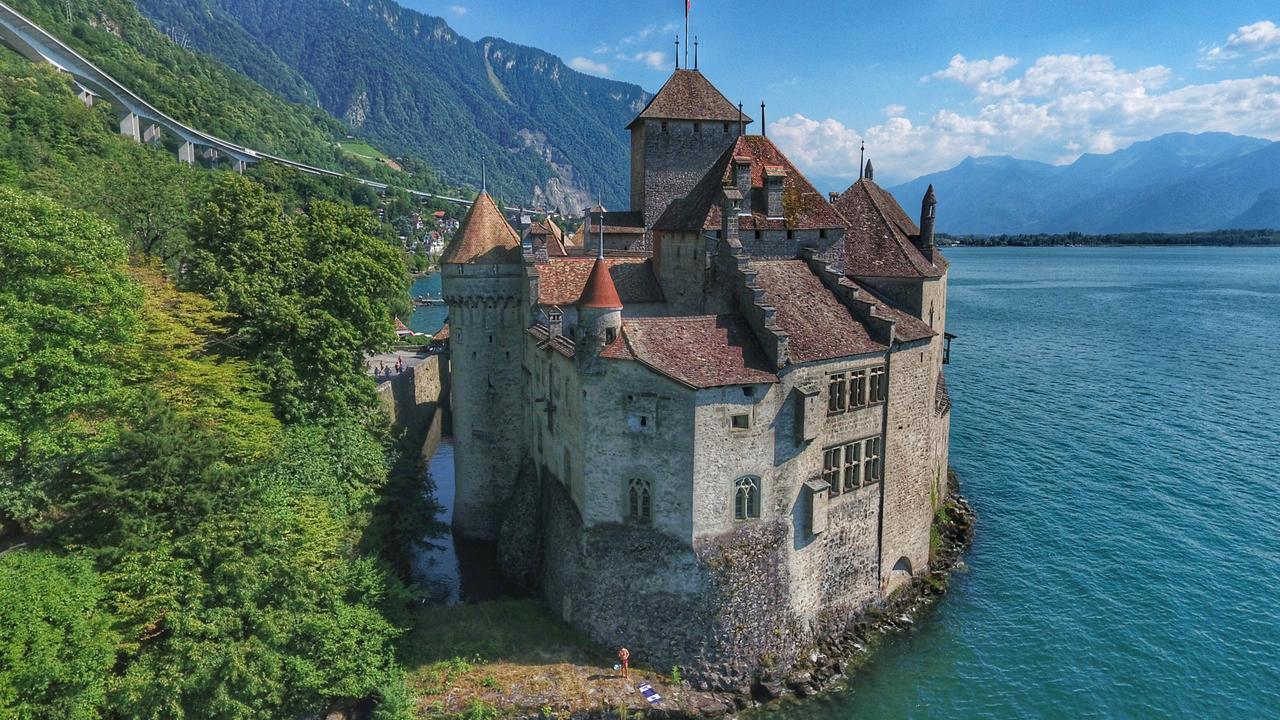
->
[828,366,887,414]
[659,120,733,134]
[822,436,883,495]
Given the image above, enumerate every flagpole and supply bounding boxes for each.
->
[684,1,689,69]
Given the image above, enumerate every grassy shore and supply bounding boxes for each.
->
[402,599,690,719]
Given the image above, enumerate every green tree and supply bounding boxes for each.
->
[0,186,141,530]
[0,550,114,720]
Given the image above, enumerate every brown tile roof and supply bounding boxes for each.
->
[627,69,750,128]
[440,192,522,264]
[578,257,624,309]
[653,135,844,233]
[845,279,937,343]
[832,179,946,278]
[537,257,664,306]
[528,325,575,358]
[750,260,886,362]
[431,322,450,342]
[617,315,778,389]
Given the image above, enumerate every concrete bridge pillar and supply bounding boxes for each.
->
[202,148,220,162]
[77,88,94,107]
[178,142,196,165]
[119,112,140,141]
[232,159,247,174]
[142,124,162,144]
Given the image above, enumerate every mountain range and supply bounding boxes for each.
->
[133,0,649,212]
[888,133,1280,234]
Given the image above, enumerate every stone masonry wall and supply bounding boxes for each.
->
[638,119,741,229]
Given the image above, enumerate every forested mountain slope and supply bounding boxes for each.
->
[4,0,447,193]
[134,0,650,211]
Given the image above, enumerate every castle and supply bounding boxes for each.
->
[440,67,952,686]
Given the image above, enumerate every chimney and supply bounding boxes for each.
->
[919,184,937,252]
[721,186,743,245]
[548,306,563,337]
[734,157,752,214]
[863,158,874,182]
[764,166,785,219]
[829,191,839,203]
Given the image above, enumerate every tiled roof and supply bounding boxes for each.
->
[627,69,750,128]
[537,257,664,306]
[440,192,522,264]
[653,135,844,233]
[832,179,945,278]
[528,325,575,358]
[432,322,450,342]
[750,260,886,362]
[579,257,624,309]
[618,315,778,389]
[845,279,937,343]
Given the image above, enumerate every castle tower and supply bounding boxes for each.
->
[440,192,527,540]
[629,69,750,229]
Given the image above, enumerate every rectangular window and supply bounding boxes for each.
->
[731,413,750,430]
[848,369,867,409]
[823,446,842,497]
[693,122,701,133]
[843,441,861,492]
[863,436,883,483]
[869,366,887,404]
[828,373,847,413]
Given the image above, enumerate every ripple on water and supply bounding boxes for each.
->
[762,247,1280,720]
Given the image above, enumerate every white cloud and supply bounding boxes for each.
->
[449,4,467,16]
[882,104,907,117]
[772,52,1280,185]
[619,50,669,70]
[568,56,611,76]
[1202,20,1280,65]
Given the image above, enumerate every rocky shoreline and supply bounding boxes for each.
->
[490,472,976,720]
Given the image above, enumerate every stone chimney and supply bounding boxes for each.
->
[863,159,874,182]
[829,192,839,203]
[764,165,785,219]
[547,306,563,337]
[721,185,743,245]
[733,157,752,214]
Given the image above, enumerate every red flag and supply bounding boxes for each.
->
[686,0,691,16]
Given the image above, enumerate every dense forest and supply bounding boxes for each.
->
[0,37,441,720]
[941,229,1280,247]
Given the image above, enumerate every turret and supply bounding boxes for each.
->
[919,184,936,252]
[576,227,623,364]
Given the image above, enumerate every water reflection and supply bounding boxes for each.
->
[411,438,514,604]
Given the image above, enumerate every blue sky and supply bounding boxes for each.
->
[402,1,1280,185]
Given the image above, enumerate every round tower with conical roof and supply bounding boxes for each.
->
[440,192,528,541]
[575,239,623,368]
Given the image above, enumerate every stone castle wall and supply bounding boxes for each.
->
[636,119,741,229]
[443,263,528,540]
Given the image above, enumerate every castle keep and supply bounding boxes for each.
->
[441,67,951,686]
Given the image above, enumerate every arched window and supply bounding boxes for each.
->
[628,478,652,523]
[734,476,761,520]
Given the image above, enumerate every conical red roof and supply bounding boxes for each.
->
[578,257,623,309]
[440,192,521,264]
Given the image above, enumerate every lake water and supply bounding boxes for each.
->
[408,272,447,335]
[762,246,1280,719]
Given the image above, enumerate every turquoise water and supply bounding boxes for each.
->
[764,247,1280,719]
[408,272,447,334]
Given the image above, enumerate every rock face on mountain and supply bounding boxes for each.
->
[135,0,650,210]
[889,133,1280,234]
